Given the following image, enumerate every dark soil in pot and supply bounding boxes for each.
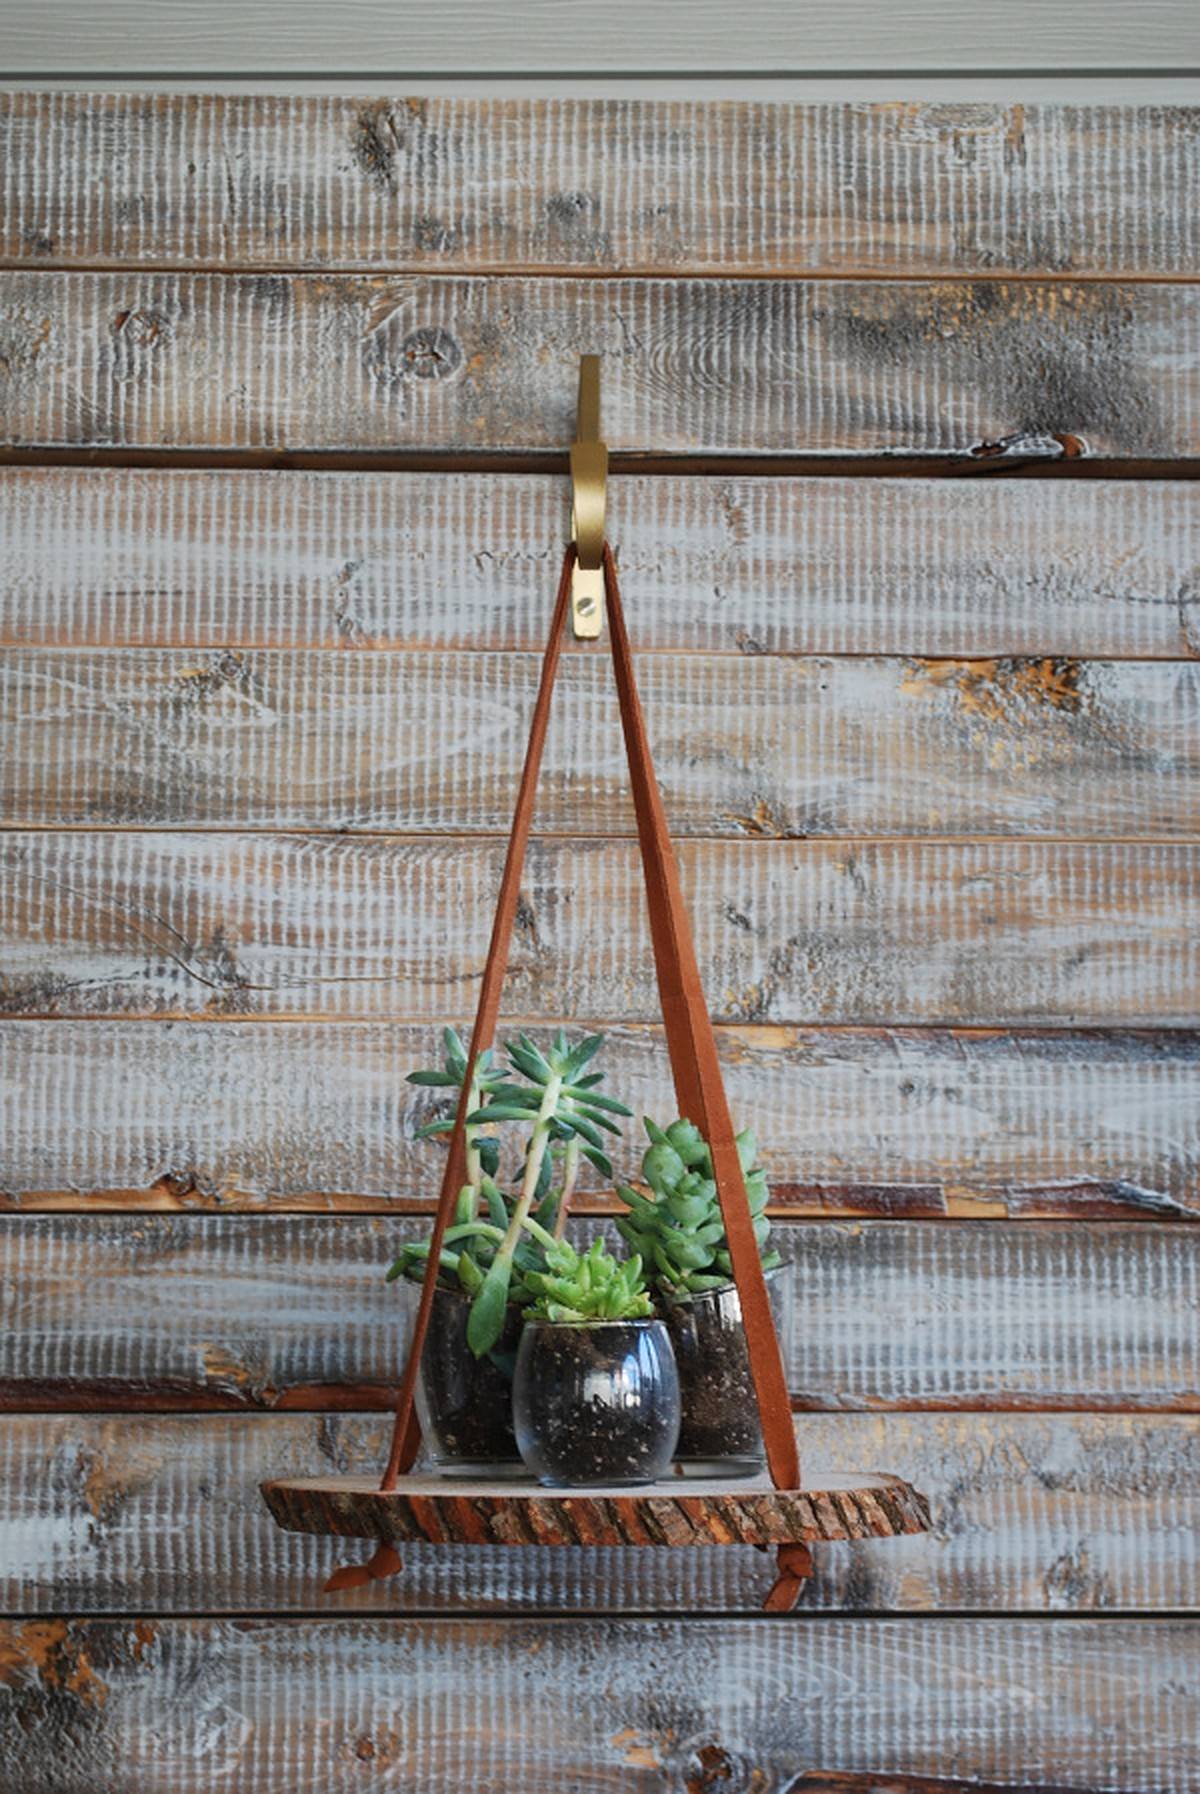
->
[664,1274,782,1476]
[410,1283,523,1477]
[513,1319,681,1487]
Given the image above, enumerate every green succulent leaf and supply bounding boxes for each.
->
[485,1084,542,1109]
[456,1250,484,1294]
[562,1033,606,1080]
[467,1254,514,1357]
[477,1138,500,1177]
[643,1141,686,1193]
[507,1035,554,1084]
[665,1119,709,1167]
[581,1145,614,1180]
[483,1178,509,1231]
[665,1191,712,1226]
[532,1188,561,1233]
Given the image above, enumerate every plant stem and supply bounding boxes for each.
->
[463,1065,483,1205]
[495,1071,562,1263]
[553,1136,581,1240]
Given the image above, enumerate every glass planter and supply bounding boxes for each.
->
[512,1318,681,1487]
[664,1270,784,1477]
[404,1282,524,1478]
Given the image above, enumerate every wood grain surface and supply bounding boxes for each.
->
[2,273,1197,460]
[5,1020,1197,1217]
[1,1215,1195,1412]
[3,834,1196,1025]
[261,1470,931,1551]
[2,83,1197,1794]
[5,1412,1195,1614]
[3,469,1198,657]
[0,1615,1194,1792]
[4,648,1197,837]
[3,97,1198,277]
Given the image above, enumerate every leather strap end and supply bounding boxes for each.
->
[324,1541,403,1592]
[762,1542,814,1612]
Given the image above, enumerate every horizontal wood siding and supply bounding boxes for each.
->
[4,470,1197,657]
[2,273,1197,459]
[1,1215,1195,1411]
[3,834,1196,1024]
[4,1020,1197,1217]
[5,648,1198,836]
[3,1412,1196,1614]
[0,1615,1195,1792]
[3,97,1198,277]
[1,89,1196,1793]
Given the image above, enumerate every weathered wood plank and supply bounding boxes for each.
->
[2,97,1198,277]
[3,1020,1195,1219]
[4,648,1197,836]
[1,1216,1195,1411]
[2,273,1196,459]
[3,469,1198,658]
[4,1018,1191,1227]
[3,835,1196,1025]
[8,470,1200,660]
[0,1615,1194,1791]
[4,1020,1198,1219]
[5,1412,1194,1614]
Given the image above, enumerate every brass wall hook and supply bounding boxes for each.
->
[569,354,607,639]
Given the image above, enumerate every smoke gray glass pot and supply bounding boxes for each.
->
[513,1318,682,1486]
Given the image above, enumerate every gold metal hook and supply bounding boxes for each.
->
[569,354,607,639]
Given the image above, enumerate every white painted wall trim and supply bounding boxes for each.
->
[1,0,1197,79]
[8,77,1200,102]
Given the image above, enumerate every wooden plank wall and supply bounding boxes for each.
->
[0,93,1198,1792]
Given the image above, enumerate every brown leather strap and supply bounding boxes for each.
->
[380,539,798,1495]
[604,544,799,1490]
[380,548,574,1489]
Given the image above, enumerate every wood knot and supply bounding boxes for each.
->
[112,308,168,349]
[366,323,463,388]
[682,1739,759,1794]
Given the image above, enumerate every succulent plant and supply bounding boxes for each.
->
[614,1117,780,1298]
[521,1236,654,1325]
[387,1028,631,1358]
[462,1030,632,1356]
[386,1028,516,1299]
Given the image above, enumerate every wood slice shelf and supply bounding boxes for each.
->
[261,1471,931,1609]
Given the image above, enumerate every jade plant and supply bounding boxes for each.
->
[387,1028,632,1358]
[521,1236,654,1325]
[614,1117,780,1298]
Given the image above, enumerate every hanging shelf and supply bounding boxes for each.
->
[260,359,931,1612]
[263,1472,931,1609]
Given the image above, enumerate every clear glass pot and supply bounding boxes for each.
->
[512,1318,681,1487]
[663,1270,784,1477]
[404,1282,524,1478]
